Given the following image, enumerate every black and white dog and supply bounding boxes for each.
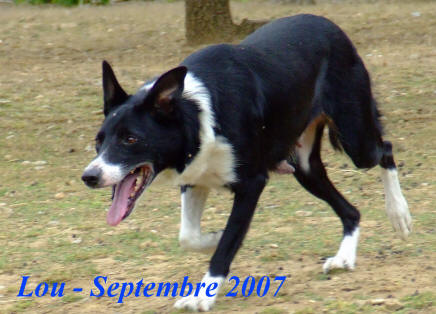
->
[82,14,411,311]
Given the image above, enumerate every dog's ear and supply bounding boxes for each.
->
[102,60,128,116]
[143,66,187,115]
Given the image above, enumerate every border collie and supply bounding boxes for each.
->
[82,14,411,311]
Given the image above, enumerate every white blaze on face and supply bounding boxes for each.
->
[84,152,124,187]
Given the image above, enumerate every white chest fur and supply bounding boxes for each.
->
[154,72,236,188]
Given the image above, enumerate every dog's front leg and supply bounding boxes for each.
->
[179,185,223,253]
[175,174,267,311]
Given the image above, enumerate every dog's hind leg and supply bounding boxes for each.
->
[293,118,361,273]
[322,56,411,238]
[326,95,412,238]
[379,141,412,239]
[178,185,223,253]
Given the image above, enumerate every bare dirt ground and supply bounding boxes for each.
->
[0,1,435,313]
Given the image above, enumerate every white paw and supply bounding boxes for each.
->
[201,230,223,250]
[323,228,359,274]
[381,168,412,240]
[386,197,412,240]
[174,272,224,311]
[174,294,216,312]
[179,230,223,253]
[323,254,356,273]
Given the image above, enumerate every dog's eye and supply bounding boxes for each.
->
[95,134,103,152]
[124,136,138,145]
[95,132,104,144]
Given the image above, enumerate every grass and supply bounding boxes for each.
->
[6,300,35,313]
[260,308,288,314]
[14,0,109,6]
[61,294,84,303]
[401,291,435,311]
[0,0,435,313]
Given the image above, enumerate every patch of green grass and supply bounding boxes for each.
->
[260,248,290,262]
[324,300,365,313]
[315,273,330,281]
[6,299,34,313]
[0,255,7,271]
[23,228,44,238]
[43,270,74,284]
[40,263,98,284]
[352,293,370,301]
[61,294,84,303]
[295,308,316,314]
[260,307,288,314]
[324,268,350,275]
[304,291,324,302]
[7,286,18,294]
[401,291,435,310]
[14,0,109,5]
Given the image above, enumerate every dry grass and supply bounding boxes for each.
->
[0,1,435,313]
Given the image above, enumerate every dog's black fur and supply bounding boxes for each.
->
[83,14,408,310]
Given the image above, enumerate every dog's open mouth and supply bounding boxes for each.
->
[107,165,154,226]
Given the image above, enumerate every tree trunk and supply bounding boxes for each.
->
[185,0,267,45]
[185,0,235,44]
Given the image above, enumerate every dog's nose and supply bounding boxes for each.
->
[81,168,102,188]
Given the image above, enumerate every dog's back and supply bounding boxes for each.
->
[241,14,356,66]
[243,14,384,168]
[182,14,381,170]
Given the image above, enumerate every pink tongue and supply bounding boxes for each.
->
[107,174,137,226]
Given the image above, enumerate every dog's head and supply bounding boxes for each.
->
[82,61,188,226]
